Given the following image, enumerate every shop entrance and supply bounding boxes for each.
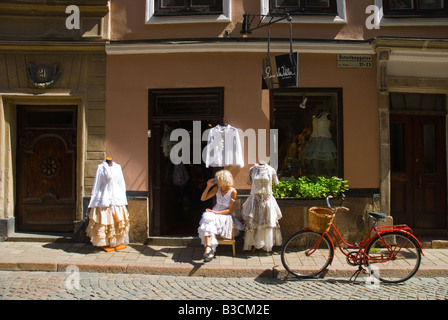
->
[389,93,447,235]
[16,105,77,232]
[148,88,224,236]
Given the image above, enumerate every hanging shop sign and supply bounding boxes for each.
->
[262,25,298,90]
[337,54,373,68]
[262,52,298,89]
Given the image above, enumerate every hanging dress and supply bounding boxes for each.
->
[86,161,130,248]
[197,187,243,251]
[241,163,282,252]
[204,124,244,168]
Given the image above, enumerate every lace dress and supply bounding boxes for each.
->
[86,161,130,248]
[241,163,282,252]
[302,112,337,176]
[198,187,243,251]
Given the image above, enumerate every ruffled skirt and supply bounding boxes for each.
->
[241,195,282,252]
[198,211,243,250]
[86,206,130,248]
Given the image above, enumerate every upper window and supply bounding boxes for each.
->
[269,0,338,15]
[383,0,448,17]
[154,0,223,16]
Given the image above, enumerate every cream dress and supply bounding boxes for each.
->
[86,161,130,248]
[241,163,282,252]
[198,187,243,251]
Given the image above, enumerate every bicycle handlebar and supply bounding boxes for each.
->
[326,194,346,211]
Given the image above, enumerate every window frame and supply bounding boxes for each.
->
[146,0,231,24]
[261,0,346,24]
[383,0,448,17]
[269,0,338,15]
[154,0,223,16]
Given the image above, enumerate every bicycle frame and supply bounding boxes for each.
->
[304,216,424,267]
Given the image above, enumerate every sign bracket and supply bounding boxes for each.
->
[241,13,292,34]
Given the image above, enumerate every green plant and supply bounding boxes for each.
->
[273,176,349,199]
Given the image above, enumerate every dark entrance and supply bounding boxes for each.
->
[16,106,77,232]
[148,88,224,236]
[389,93,447,235]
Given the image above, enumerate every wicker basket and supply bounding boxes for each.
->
[308,207,335,233]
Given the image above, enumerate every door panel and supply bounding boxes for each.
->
[390,114,447,232]
[16,106,77,232]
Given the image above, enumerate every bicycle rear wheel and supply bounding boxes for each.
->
[365,231,421,283]
[281,230,334,278]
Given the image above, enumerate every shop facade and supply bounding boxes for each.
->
[105,0,448,241]
[1,0,447,243]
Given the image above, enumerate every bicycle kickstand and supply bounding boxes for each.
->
[349,265,366,283]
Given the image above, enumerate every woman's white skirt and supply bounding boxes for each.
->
[198,211,235,250]
[86,205,130,248]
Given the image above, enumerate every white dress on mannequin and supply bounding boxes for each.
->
[86,160,130,248]
[241,163,282,252]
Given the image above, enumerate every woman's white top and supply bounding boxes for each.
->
[88,161,128,208]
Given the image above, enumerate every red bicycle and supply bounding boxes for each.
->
[280,195,424,283]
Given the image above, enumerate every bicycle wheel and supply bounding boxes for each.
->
[365,231,421,283]
[281,230,334,278]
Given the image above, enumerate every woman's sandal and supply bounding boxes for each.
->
[204,250,215,262]
[204,246,214,262]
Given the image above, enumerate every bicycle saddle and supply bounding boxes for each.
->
[368,212,387,220]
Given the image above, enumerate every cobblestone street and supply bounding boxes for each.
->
[0,270,447,301]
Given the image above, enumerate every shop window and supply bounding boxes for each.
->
[154,0,223,15]
[271,89,342,178]
[269,0,338,15]
[383,0,448,16]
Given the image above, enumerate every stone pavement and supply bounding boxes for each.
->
[0,236,447,279]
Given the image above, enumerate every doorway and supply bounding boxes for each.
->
[16,105,77,232]
[148,88,224,236]
[389,93,447,234]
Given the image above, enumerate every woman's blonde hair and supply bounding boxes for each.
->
[215,170,234,187]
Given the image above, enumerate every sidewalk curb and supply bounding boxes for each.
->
[1,260,448,278]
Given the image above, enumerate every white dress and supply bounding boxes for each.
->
[86,161,130,248]
[241,163,282,252]
[204,124,244,168]
[198,187,243,250]
[302,112,338,176]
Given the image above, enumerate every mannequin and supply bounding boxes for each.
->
[241,161,282,252]
[86,156,130,252]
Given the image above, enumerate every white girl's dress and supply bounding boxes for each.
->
[302,112,337,177]
[86,161,130,248]
[198,187,243,251]
[241,163,282,252]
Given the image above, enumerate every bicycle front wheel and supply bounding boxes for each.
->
[366,231,421,283]
[281,230,334,278]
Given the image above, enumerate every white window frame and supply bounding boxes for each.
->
[146,0,231,24]
[374,0,448,26]
[260,0,347,24]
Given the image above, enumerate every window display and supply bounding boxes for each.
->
[272,89,341,178]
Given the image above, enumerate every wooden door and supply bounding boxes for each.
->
[16,106,77,232]
[390,114,447,233]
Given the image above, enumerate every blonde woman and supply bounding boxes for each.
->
[198,170,241,262]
